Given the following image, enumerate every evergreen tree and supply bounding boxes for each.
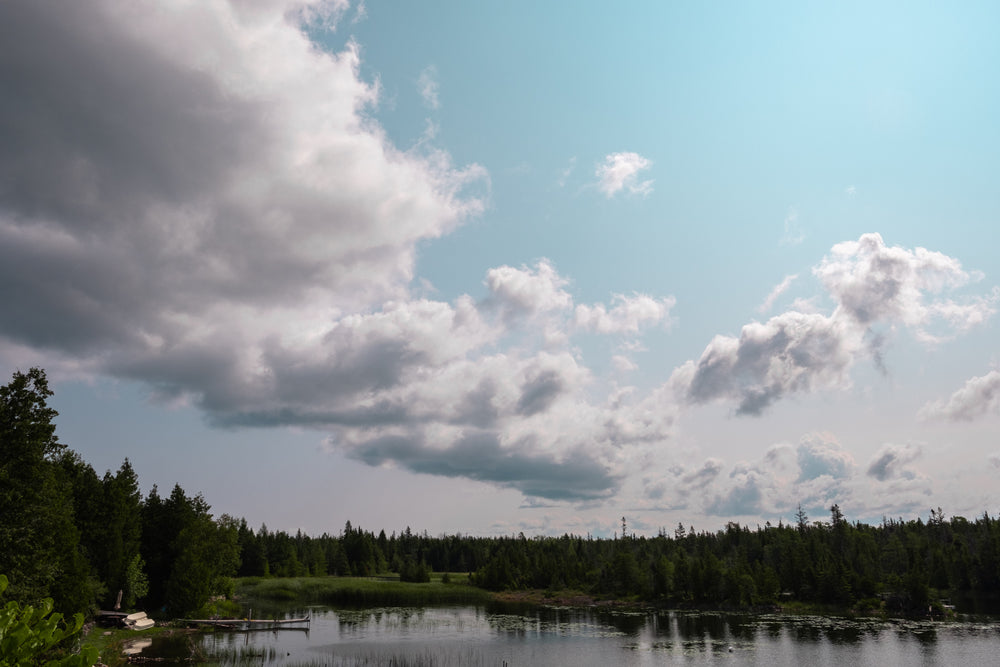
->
[0,369,90,613]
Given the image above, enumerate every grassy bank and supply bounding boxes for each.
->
[236,574,492,607]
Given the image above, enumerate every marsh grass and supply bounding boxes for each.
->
[236,576,490,608]
[207,644,280,665]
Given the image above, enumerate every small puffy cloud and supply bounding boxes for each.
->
[596,152,653,198]
[920,370,1000,421]
[417,65,440,109]
[484,260,572,322]
[611,355,638,373]
[575,294,675,335]
[867,443,922,482]
[796,432,855,482]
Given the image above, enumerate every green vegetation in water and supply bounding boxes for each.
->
[237,574,491,608]
[275,647,507,667]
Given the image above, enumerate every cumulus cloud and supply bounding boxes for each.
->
[815,233,994,334]
[706,471,764,517]
[672,458,723,490]
[671,233,994,416]
[347,431,617,501]
[575,294,675,334]
[689,432,933,521]
[796,432,855,482]
[920,370,1000,421]
[595,152,653,198]
[0,0,687,503]
[867,443,922,482]
[679,311,860,415]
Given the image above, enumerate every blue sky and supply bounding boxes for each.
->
[2,1,1000,537]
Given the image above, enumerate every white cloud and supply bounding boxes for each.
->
[672,431,933,522]
[866,443,923,482]
[815,232,993,334]
[796,432,856,482]
[351,0,367,24]
[758,274,798,314]
[595,152,653,198]
[417,65,440,109]
[574,294,675,334]
[676,311,861,415]
[920,370,1000,421]
[0,1,659,501]
[484,260,573,323]
[611,355,638,372]
[672,233,995,416]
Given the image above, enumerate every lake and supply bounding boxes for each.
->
[136,602,1000,666]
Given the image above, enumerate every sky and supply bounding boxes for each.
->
[2,0,1000,538]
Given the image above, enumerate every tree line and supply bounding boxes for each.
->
[3,368,1000,620]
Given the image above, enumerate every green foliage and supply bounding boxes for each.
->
[0,574,98,667]
[0,369,90,615]
[236,576,490,607]
[164,511,241,616]
[399,557,431,583]
[123,554,149,608]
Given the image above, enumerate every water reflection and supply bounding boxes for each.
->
[138,603,1000,666]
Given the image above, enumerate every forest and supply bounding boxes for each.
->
[3,367,1000,622]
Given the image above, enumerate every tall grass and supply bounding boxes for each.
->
[207,644,280,665]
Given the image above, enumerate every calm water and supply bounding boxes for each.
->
[137,603,1000,666]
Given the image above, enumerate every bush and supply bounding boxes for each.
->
[0,574,98,666]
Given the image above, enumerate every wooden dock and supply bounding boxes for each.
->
[180,616,310,631]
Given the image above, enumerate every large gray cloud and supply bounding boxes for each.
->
[348,431,619,501]
[0,0,682,503]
